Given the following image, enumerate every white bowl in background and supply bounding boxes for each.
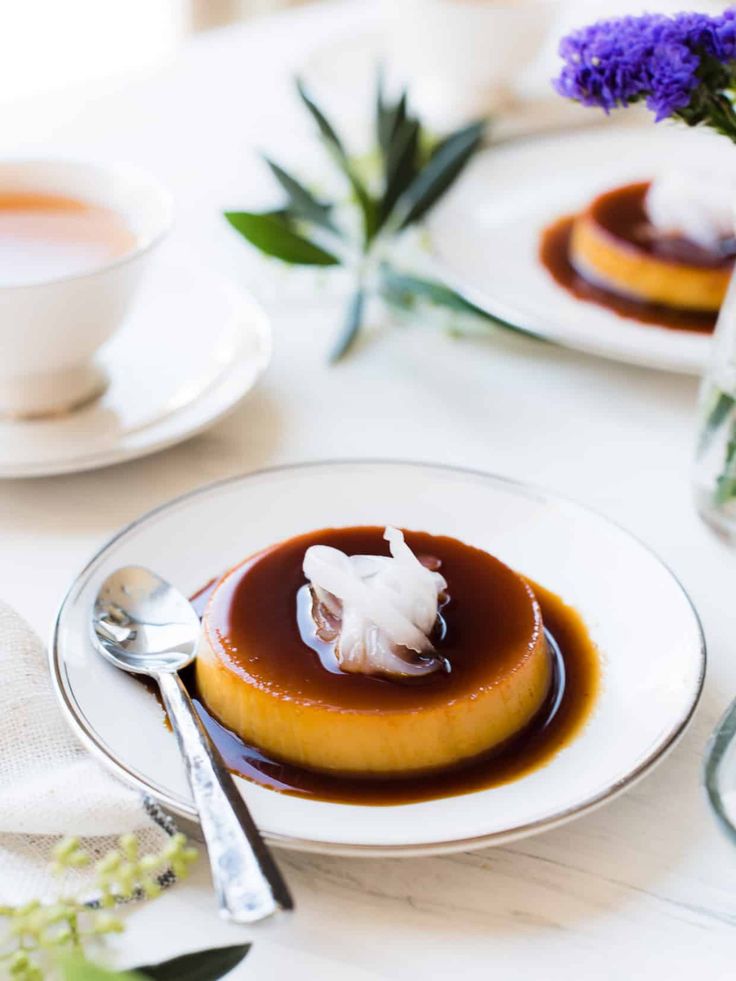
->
[381,0,560,130]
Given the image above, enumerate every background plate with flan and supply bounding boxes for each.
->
[52,461,704,856]
[428,126,736,375]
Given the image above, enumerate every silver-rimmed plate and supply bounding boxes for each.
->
[51,461,705,856]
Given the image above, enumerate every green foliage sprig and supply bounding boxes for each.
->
[699,388,736,506]
[0,834,247,981]
[225,76,523,361]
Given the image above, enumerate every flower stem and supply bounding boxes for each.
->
[699,389,736,454]
[715,415,736,506]
[329,283,366,363]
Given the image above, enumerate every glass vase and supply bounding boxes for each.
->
[694,271,736,541]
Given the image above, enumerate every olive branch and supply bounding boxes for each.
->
[225,75,528,361]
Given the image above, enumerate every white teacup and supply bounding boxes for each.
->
[381,0,560,130]
[0,160,173,418]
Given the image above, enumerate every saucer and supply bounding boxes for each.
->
[428,126,736,374]
[51,461,705,857]
[0,245,271,477]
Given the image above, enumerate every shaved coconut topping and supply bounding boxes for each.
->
[302,527,447,678]
[646,171,736,251]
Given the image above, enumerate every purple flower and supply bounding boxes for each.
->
[678,9,736,61]
[555,16,654,112]
[553,9,736,122]
[714,8,736,60]
[646,29,702,120]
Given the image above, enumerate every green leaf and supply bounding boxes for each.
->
[380,116,420,225]
[396,120,485,228]
[715,417,736,505]
[296,78,378,245]
[376,72,390,155]
[60,956,145,981]
[376,80,418,228]
[225,211,340,265]
[349,175,379,245]
[296,77,347,157]
[377,81,407,159]
[330,286,365,362]
[699,388,736,453]
[134,943,251,981]
[263,156,339,233]
[379,265,485,315]
[378,265,542,339]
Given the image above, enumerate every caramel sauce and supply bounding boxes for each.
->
[206,528,542,710]
[540,182,726,333]
[177,528,600,806]
[590,182,734,267]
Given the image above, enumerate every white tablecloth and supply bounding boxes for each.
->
[1,2,735,978]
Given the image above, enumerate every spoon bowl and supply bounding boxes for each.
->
[93,565,200,674]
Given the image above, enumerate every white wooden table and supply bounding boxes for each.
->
[2,2,735,977]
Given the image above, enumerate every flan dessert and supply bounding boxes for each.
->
[541,172,736,331]
[571,182,733,312]
[196,526,553,778]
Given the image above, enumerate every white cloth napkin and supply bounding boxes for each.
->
[0,600,169,904]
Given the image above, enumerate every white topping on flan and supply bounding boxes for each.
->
[302,526,447,678]
[645,171,736,251]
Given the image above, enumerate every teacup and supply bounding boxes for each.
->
[381,0,560,130]
[0,159,173,418]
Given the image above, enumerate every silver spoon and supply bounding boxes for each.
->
[91,565,293,924]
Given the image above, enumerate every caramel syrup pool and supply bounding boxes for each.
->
[165,530,601,806]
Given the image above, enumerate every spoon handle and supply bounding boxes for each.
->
[156,670,294,923]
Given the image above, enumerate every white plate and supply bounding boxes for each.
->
[51,461,705,857]
[428,126,736,375]
[0,245,271,477]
